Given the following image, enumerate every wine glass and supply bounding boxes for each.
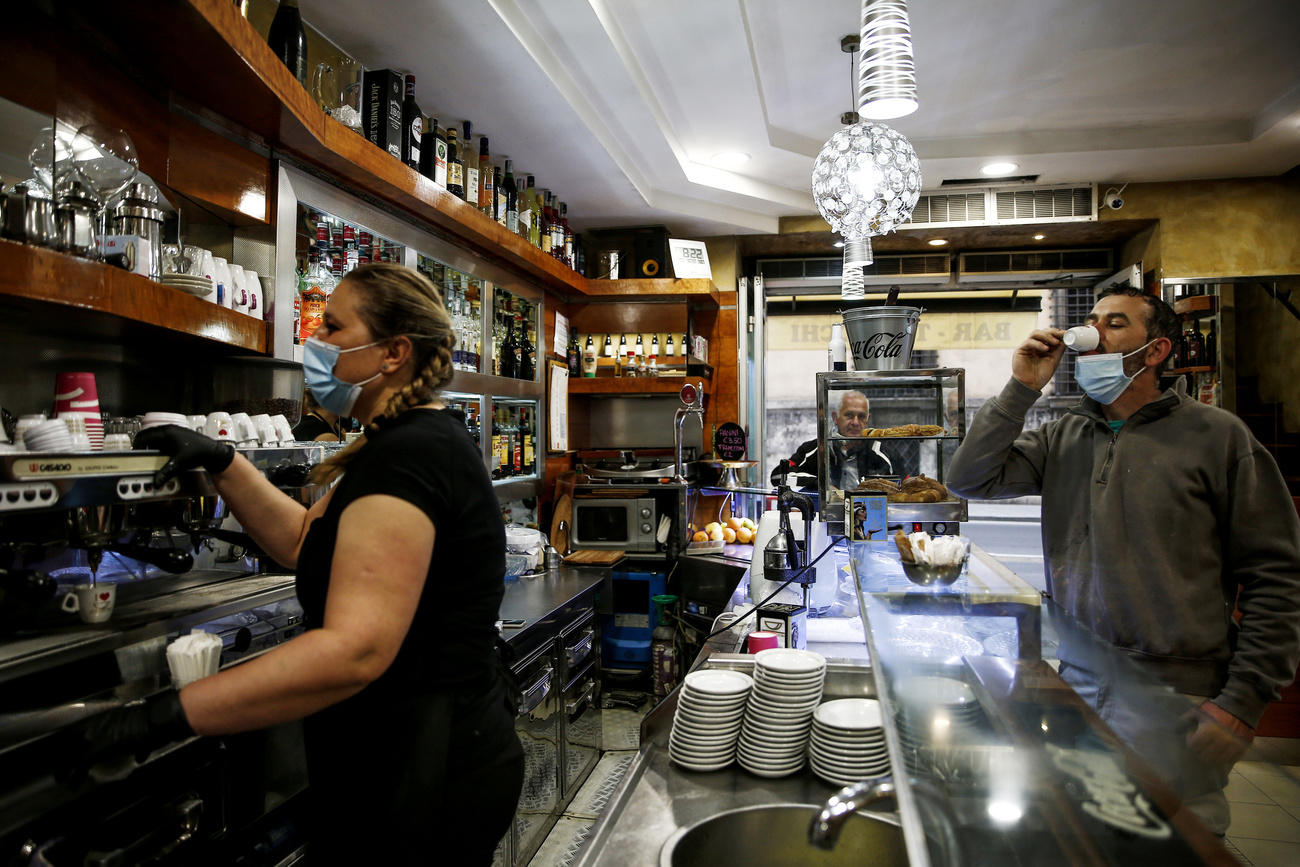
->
[26,126,76,196]
[71,123,139,238]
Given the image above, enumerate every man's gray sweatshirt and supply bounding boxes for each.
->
[947,377,1300,728]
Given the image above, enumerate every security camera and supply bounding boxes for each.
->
[1104,188,1124,210]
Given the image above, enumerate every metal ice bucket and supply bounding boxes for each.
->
[841,306,922,370]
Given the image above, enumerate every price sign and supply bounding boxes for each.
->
[668,239,712,279]
[713,422,747,461]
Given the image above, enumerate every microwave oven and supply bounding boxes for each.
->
[570,497,659,552]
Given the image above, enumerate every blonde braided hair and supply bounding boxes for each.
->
[309,263,456,486]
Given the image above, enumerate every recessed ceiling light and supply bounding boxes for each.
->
[980,161,1019,176]
[710,151,750,169]
[1033,233,1045,241]
[833,240,845,248]
[927,238,948,246]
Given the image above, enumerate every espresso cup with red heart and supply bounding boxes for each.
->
[61,583,116,624]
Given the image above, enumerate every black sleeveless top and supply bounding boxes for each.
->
[295,407,506,691]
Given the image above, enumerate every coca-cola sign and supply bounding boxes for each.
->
[851,331,908,360]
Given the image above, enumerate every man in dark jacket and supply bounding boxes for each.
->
[771,390,897,489]
[948,287,1300,835]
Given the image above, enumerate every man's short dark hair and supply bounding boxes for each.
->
[1098,286,1181,345]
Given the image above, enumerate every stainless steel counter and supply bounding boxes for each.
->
[497,565,607,650]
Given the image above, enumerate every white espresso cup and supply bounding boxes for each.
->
[204,412,235,442]
[61,583,116,624]
[1063,325,1100,351]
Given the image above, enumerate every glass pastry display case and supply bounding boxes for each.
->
[845,539,1239,866]
[814,370,967,527]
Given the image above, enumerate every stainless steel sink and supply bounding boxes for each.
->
[659,804,907,866]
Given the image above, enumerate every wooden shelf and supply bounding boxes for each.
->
[1173,295,1218,316]
[580,279,721,306]
[447,370,545,399]
[568,377,709,396]
[0,239,268,353]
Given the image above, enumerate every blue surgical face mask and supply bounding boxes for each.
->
[1075,340,1154,405]
[303,337,384,417]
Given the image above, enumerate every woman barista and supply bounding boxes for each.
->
[90,263,524,864]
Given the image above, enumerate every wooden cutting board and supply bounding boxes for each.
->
[550,493,573,556]
[563,549,626,566]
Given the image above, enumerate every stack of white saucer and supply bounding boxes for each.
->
[668,669,753,771]
[895,675,981,771]
[809,698,890,787]
[22,419,74,451]
[736,648,826,778]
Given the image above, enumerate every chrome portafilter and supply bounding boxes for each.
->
[66,504,129,579]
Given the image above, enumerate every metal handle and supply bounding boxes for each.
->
[565,629,595,668]
[518,665,553,715]
[566,680,595,715]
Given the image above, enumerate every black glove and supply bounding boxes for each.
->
[80,690,196,765]
[133,425,235,486]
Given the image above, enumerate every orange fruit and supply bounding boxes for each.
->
[722,527,737,543]
[727,516,745,531]
[708,527,725,542]
[736,527,754,544]
[692,530,708,543]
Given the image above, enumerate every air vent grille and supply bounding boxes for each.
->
[908,192,986,226]
[960,248,1112,275]
[994,186,1092,221]
[757,254,949,280]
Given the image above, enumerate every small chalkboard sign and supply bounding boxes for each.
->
[713,422,747,461]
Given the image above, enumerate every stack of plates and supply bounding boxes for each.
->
[809,698,890,787]
[161,273,214,298]
[736,648,826,778]
[894,675,981,757]
[668,669,753,772]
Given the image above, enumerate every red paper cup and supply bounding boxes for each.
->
[54,372,99,406]
[747,631,780,653]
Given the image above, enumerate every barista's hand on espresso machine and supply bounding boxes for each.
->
[133,425,236,486]
[78,691,196,768]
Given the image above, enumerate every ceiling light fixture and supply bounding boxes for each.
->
[710,150,750,169]
[1033,233,1045,241]
[814,0,923,300]
[927,238,948,246]
[833,240,845,247]
[980,161,1019,176]
[858,0,917,120]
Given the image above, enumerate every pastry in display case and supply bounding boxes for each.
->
[815,369,967,528]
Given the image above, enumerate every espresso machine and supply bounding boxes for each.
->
[0,444,331,864]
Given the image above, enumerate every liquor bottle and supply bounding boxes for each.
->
[446,127,464,199]
[539,190,553,255]
[828,323,847,371]
[533,180,546,248]
[490,409,505,478]
[1205,319,1218,368]
[1185,324,1204,366]
[618,333,628,360]
[518,175,534,241]
[552,195,564,259]
[519,320,536,381]
[500,309,518,379]
[582,336,598,378]
[513,315,528,379]
[503,160,519,233]
[511,408,523,475]
[493,165,505,224]
[418,119,435,180]
[268,0,308,86]
[400,75,421,170]
[649,332,660,357]
[603,333,614,358]
[665,333,675,357]
[462,122,479,208]
[478,136,493,216]
[561,202,574,267]
[567,333,581,377]
[634,333,644,359]
[430,119,448,188]
[522,409,535,476]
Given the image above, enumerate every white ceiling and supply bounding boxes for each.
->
[304,0,1300,237]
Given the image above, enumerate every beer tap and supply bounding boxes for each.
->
[673,382,705,484]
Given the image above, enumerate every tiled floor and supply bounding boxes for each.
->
[526,698,650,867]
[1227,739,1300,866]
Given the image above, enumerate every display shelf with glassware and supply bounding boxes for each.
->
[0,238,268,353]
[815,369,968,528]
[1164,281,1229,409]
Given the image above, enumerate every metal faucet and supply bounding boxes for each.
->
[673,381,705,483]
[810,777,962,867]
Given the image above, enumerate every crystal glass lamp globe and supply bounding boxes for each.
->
[812,121,922,266]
